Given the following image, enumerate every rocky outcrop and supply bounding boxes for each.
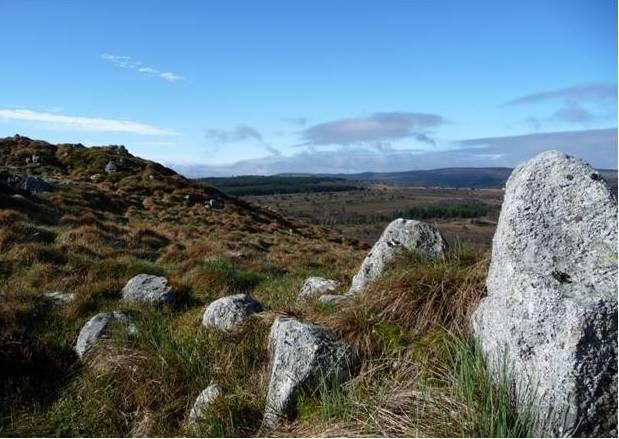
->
[121,274,175,305]
[202,294,262,332]
[75,311,137,359]
[188,384,222,425]
[263,317,356,427]
[349,218,447,294]
[0,173,54,193]
[472,151,618,437]
[298,277,339,300]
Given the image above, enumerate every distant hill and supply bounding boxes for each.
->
[206,167,618,193]
[194,175,361,196]
[330,167,618,189]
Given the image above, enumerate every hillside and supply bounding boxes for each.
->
[3,136,612,437]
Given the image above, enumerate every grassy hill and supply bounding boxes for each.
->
[0,135,539,437]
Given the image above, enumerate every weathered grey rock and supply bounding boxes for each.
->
[188,384,222,425]
[298,277,339,300]
[349,218,447,294]
[263,317,356,427]
[43,291,76,303]
[202,294,262,332]
[105,160,118,174]
[1,174,54,193]
[121,274,174,305]
[472,151,618,437]
[75,311,137,359]
[318,294,348,305]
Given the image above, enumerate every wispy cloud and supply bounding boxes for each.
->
[101,53,185,82]
[170,128,616,177]
[301,112,445,146]
[457,128,616,163]
[551,101,595,124]
[0,109,175,135]
[205,124,263,144]
[505,82,617,106]
[204,124,281,156]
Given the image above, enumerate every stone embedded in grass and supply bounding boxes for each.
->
[75,311,138,359]
[202,294,263,332]
[188,384,223,426]
[43,291,76,303]
[298,276,339,300]
[472,150,618,437]
[104,160,118,174]
[349,218,448,294]
[121,274,175,305]
[263,317,356,428]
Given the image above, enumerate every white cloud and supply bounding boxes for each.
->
[0,109,175,135]
[101,53,185,82]
[159,72,184,82]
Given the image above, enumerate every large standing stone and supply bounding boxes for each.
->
[349,218,447,294]
[298,277,339,300]
[75,311,137,359]
[263,317,356,427]
[472,151,617,437]
[202,294,262,332]
[121,274,174,305]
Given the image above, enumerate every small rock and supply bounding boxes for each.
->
[121,274,174,305]
[349,218,447,294]
[298,277,339,300]
[188,384,223,425]
[43,291,76,303]
[105,161,118,174]
[90,173,104,182]
[75,311,137,359]
[202,294,262,332]
[263,317,356,427]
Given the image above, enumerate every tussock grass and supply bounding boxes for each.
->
[320,246,488,356]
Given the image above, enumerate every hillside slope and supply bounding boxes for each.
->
[0,135,534,438]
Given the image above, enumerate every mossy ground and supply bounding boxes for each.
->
[0,137,538,437]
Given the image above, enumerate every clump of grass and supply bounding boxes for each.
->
[321,246,488,356]
[285,334,543,438]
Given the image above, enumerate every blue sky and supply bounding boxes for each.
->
[0,0,616,176]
